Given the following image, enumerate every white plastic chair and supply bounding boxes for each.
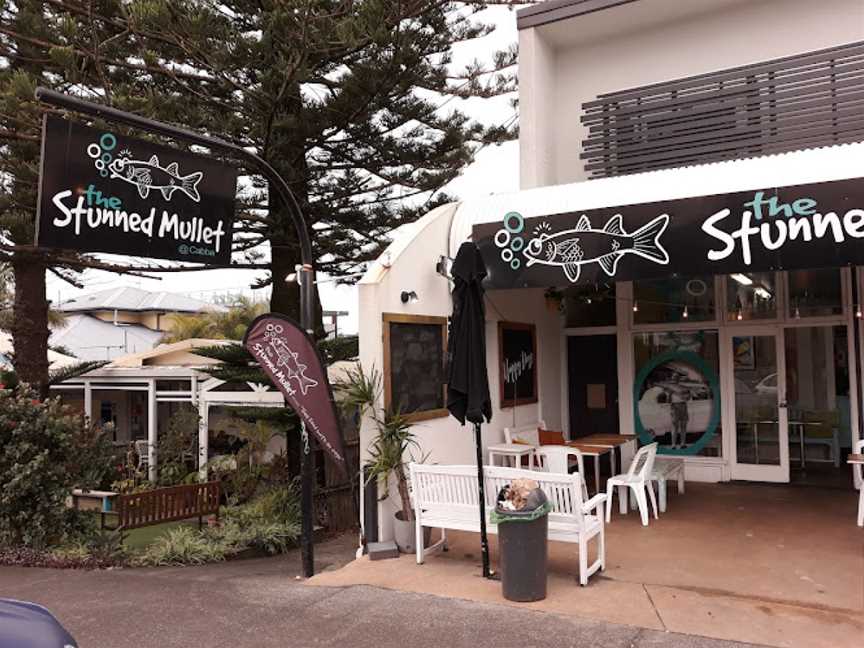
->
[854,439,864,527]
[134,440,150,472]
[605,442,659,526]
[534,445,590,502]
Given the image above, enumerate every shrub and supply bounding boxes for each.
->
[135,526,228,567]
[0,386,84,548]
[134,485,301,566]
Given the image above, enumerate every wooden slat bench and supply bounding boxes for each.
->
[409,463,607,586]
[106,482,221,537]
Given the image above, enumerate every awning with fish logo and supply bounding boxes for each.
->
[36,115,237,264]
[453,141,864,290]
[243,313,347,472]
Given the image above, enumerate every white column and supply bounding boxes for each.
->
[83,381,93,422]
[147,379,157,482]
[198,400,209,481]
[190,374,198,406]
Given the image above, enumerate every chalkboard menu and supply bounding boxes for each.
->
[498,322,538,407]
[383,314,448,421]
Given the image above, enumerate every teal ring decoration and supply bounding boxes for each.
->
[99,133,117,151]
[101,152,112,164]
[511,236,524,252]
[504,211,524,234]
[633,350,721,456]
[510,258,521,270]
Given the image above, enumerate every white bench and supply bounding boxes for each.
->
[650,457,685,513]
[409,463,607,586]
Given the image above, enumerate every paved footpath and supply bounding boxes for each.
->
[0,536,764,648]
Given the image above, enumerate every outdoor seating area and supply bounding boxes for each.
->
[314,481,864,647]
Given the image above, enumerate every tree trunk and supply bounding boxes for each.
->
[395,463,415,522]
[11,254,50,398]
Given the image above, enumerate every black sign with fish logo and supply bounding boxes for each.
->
[475,176,864,289]
[36,115,237,264]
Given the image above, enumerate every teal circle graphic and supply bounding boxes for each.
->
[511,236,524,252]
[510,258,521,270]
[99,133,117,151]
[101,152,112,164]
[633,350,721,456]
[100,169,109,177]
[504,211,524,234]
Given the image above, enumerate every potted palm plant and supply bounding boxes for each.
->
[341,365,428,553]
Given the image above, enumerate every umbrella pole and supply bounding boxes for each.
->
[474,421,491,578]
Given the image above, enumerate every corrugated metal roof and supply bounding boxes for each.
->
[58,286,222,314]
[49,314,164,362]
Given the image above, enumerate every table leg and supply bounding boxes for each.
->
[753,422,760,464]
[594,457,600,497]
[799,424,806,470]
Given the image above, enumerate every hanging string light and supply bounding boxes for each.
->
[632,300,639,313]
[683,305,689,319]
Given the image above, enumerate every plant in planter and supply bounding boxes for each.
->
[544,287,565,313]
[340,365,427,553]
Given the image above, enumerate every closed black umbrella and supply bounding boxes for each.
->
[447,241,493,578]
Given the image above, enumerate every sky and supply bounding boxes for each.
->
[47,8,522,336]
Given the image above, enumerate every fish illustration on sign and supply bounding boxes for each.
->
[269,337,319,395]
[523,213,670,283]
[108,154,204,202]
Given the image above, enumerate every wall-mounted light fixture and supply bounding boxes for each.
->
[401,290,419,304]
[436,255,453,279]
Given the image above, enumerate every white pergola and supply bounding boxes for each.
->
[52,366,285,481]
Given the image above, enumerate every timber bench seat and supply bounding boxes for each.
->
[409,463,607,586]
[104,481,221,537]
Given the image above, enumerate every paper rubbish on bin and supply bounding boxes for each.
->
[491,480,552,523]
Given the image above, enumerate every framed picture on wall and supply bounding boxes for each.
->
[498,321,538,408]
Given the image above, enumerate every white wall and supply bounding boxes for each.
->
[519,0,864,188]
[358,205,563,541]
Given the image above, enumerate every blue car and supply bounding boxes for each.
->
[0,599,77,648]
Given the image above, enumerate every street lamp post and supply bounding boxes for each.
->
[35,87,318,578]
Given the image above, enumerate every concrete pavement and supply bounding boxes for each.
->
[0,535,764,648]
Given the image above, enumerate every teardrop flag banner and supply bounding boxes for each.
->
[243,313,346,473]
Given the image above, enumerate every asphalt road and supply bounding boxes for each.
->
[0,536,766,648]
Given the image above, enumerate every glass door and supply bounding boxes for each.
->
[725,327,790,482]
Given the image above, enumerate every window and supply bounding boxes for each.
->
[727,272,777,321]
[634,275,715,324]
[633,330,721,458]
[788,268,843,318]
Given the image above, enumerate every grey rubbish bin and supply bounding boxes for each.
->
[492,488,551,602]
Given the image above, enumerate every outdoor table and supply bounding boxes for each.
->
[751,420,817,468]
[566,442,613,495]
[488,443,535,469]
[577,434,637,474]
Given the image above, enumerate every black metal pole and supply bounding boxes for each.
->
[35,87,319,577]
[474,422,491,578]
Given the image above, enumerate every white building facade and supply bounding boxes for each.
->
[359,0,864,542]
